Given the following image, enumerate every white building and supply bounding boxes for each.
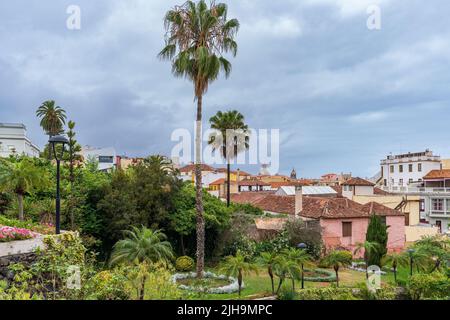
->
[275,186,337,197]
[0,123,40,158]
[380,150,441,190]
[81,146,117,171]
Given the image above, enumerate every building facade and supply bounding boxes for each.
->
[0,123,40,158]
[380,150,441,190]
[81,146,117,171]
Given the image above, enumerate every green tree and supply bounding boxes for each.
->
[208,110,249,206]
[382,252,409,283]
[220,251,258,296]
[64,120,82,183]
[36,100,66,159]
[413,236,450,273]
[159,0,239,277]
[322,250,353,287]
[273,255,300,294]
[282,248,311,291]
[110,226,174,300]
[366,215,388,266]
[0,159,50,220]
[257,252,278,294]
[354,241,381,279]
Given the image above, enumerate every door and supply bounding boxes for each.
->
[435,220,442,233]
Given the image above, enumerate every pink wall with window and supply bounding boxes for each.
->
[320,216,405,257]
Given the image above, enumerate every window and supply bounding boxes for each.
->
[447,199,450,212]
[432,199,444,211]
[390,165,394,173]
[409,164,413,172]
[342,222,352,237]
[409,178,413,184]
[420,199,425,212]
[418,163,422,172]
[98,156,114,163]
[399,165,403,173]
[383,179,387,186]
[380,216,387,225]
[399,179,403,186]
[391,178,394,185]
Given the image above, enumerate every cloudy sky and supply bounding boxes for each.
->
[1,0,449,178]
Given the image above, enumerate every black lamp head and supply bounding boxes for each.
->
[49,135,69,160]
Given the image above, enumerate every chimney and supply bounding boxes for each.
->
[295,186,303,218]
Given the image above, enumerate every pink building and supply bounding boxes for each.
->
[231,188,406,257]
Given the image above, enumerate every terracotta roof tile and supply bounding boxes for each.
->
[423,169,450,180]
[342,177,375,186]
[179,164,215,172]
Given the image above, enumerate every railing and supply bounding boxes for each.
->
[429,211,449,217]
[381,186,450,193]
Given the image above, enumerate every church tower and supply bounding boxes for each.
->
[290,168,297,179]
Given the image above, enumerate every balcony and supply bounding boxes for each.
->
[429,211,450,218]
[381,186,450,194]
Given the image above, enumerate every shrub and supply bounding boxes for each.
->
[283,219,323,259]
[354,282,398,300]
[278,287,297,300]
[175,256,195,272]
[84,269,132,300]
[297,287,358,300]
[231,203,264,216]
[408,272,450,300]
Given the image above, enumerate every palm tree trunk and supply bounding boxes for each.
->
[226,162,231,207]
[17,194,24,221]
[238,270,242,296]
[335,267,339,287]
[268,267,274,294]
[48,135,52,160]
[139,275,147,300]
[195,95,205,279]
[180,234,186,256]
[276,278,284,294]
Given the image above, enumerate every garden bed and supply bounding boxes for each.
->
[172,272,242,294]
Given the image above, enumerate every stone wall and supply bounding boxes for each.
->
[0,252,37,282]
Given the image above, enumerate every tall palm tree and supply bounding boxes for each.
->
[322,250,353,287]
[208,110,249,206]
[0,159,49,220]
[220,251,258,296]
[282,248,311,291]
[159,0,239,277]
[382,252,409,283]
[36,100,67,159]
[354,241,381,279]
[257,252,278,294]
[110,226,174,300]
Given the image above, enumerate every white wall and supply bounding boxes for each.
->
[0,124,40,158]
[381,160,441,188]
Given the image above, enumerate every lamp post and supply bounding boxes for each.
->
[49,135,68,235]
[297,243,307,289]
[407,248,415,277]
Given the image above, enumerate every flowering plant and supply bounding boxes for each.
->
[0,226,36,242]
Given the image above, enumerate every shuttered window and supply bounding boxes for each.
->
[342,222,352,237]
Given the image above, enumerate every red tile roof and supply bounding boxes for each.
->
[342,177,375,186]
[423,169,450,180]
[209,178,237,186]
[179,164,215,172]
[239,179,271,187]
[231,193,403,218]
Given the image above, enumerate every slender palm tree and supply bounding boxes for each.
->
[36,100,67,159]
[257,252,278,294]
[110,226,174,300]
[159,0,239,277]
[282,248,311,291]
[273,255,301,294]
[208,110,249,206]
[0,159,49,220]
[220,251,258,296]
[354,241,381,279]
[414,235,450,273]
[382,252,409,283]
[322,250,353,287]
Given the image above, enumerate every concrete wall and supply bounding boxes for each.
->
[405,225,439,242]
[0,236,45,257]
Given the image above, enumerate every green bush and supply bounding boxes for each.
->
[278,287,297,300]
[84,269,132,300]
[175,256,195,272]
[408,272,450,300]
[297,287,358,300]
[354,282,398,300]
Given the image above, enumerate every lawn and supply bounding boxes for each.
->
[181,266,412,300]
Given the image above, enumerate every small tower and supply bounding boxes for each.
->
[290,168,297,180]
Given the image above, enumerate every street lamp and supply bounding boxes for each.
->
[49,135,69,235]
[407,248,415,277]
[297,243,307,289]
